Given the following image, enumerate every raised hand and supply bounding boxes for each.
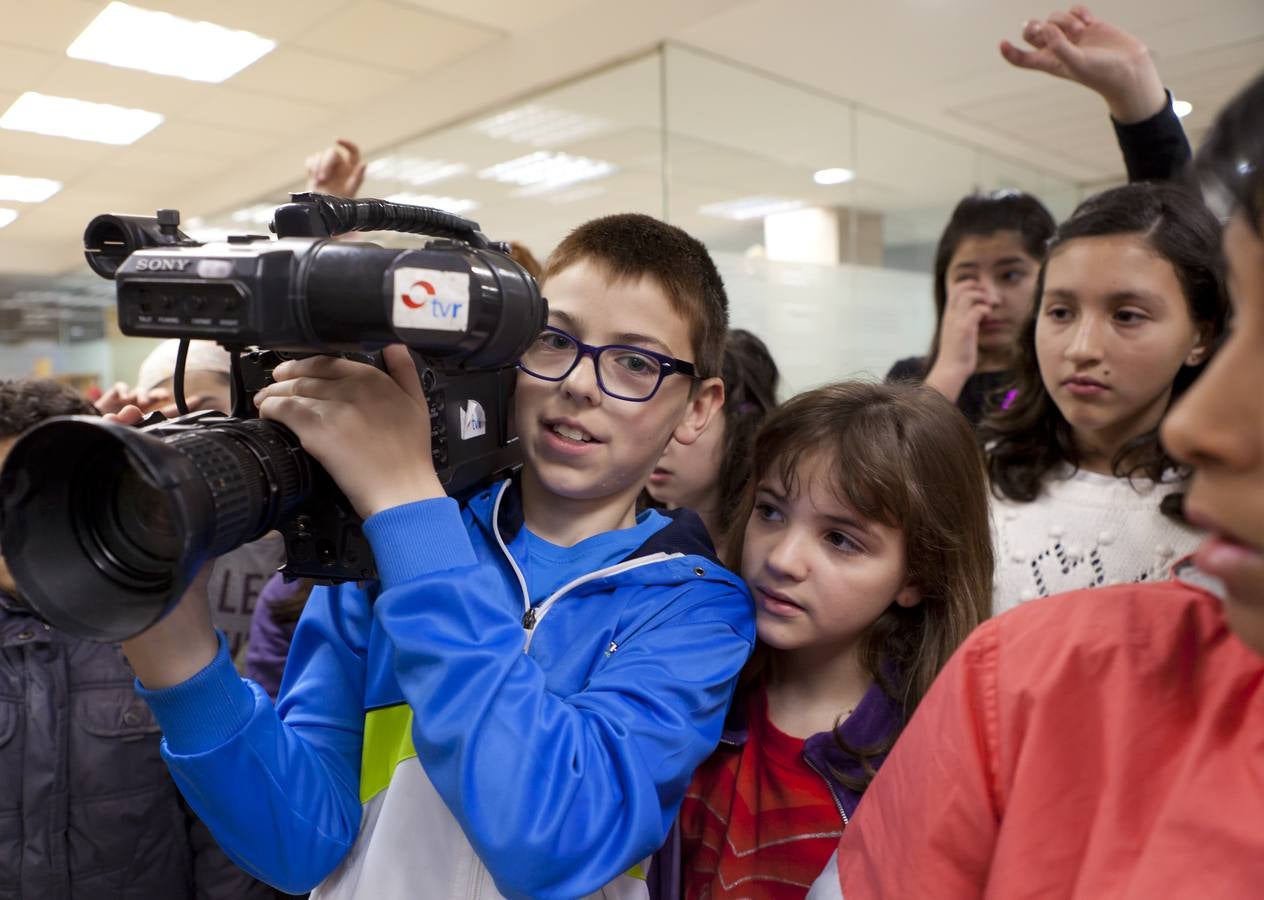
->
[305,138,367,198]
[1000,6,1167,124]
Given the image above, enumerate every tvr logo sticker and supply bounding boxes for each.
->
[401,280,434,308]
[392,268,470,333]
[460,400,486,440]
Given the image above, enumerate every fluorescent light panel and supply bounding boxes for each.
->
[67,2,276,84]
[383,193,479,215]
[813,167,855,185]
[366,156,468,187]
[699,196,806,221]
[0,209,17,229]
[472,104,609,147]
[0,175,62,203]
[478,151,617,194]
[0,92,163,145]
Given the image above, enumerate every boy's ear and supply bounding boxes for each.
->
[894,578,922,609]
[671,377,724,446]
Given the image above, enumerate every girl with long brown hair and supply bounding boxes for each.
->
[660,382,993,898]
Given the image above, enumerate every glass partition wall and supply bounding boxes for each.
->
[1,43,1079,395]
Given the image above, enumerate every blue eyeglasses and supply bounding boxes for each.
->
[518,325,699,402]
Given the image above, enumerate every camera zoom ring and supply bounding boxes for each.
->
[166,429,266,553]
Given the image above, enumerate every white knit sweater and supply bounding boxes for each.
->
[990,466,1204,614]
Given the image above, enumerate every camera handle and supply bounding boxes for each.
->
[273,193,510,255]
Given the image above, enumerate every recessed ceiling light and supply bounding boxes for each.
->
[0,175,62,203]
[366,157,468,187]
[383,193,479,215]
[1172,99,1193,118]
[66,2,276,84]
[477,151,617,194]
[813,167,855,185]
[472,104,610,147]
[0,92,163,145]
[0,209,18,229]
[699,196,807,221]
[229,204,276,226]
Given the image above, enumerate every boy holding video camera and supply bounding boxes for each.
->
[114,213,755,899]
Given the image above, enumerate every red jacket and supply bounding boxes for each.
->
[810,576,1264,899]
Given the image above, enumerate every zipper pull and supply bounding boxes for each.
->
[522,607,537,630]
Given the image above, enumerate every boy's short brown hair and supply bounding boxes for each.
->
[542,213,729,379]
[0,379,97,440]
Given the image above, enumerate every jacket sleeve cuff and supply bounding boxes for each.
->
[135,631,257,755]
[1111,88,1191,182]
[363,496,479,588]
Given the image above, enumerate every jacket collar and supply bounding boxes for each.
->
[718,676,904,821]
[468,475,724,570]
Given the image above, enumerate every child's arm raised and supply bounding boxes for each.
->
[1000,6,1190,182]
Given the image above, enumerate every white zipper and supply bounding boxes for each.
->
[487,481,685,652]
[490,481,533,632]
[522,553,680,652]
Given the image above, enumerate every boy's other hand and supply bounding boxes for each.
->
[103,405,147,426]
[121,561,219,689]
[254,346,446,518]
[1000,6,1167,124]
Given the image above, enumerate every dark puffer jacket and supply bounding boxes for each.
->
[0,590,276,900]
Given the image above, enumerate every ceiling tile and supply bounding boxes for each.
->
[0,127,119,166]
[293,0,500,75]
[0,0,102,53]
[391,0,587,32]
[0,44,59,91]
[141,0,351,43]
[132,121,283,164]
[229,45,411,104]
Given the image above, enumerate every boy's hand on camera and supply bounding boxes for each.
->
[254,345,446,519]
[1000,6,1167,124]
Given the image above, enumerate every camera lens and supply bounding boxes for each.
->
[78,458,182,592]
[0,415,311,642]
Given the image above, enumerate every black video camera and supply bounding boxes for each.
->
[0,193,546,642]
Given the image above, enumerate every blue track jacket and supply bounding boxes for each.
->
[138,477,755,899]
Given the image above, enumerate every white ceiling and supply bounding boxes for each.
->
[1,0,1261,277]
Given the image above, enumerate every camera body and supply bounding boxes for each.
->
[234,349,521,582]
[0,195,545,641]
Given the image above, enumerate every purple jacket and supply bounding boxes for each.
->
[647,677,904,899]
[243,573,304,701]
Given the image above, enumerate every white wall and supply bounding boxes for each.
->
[716,252,935,399]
